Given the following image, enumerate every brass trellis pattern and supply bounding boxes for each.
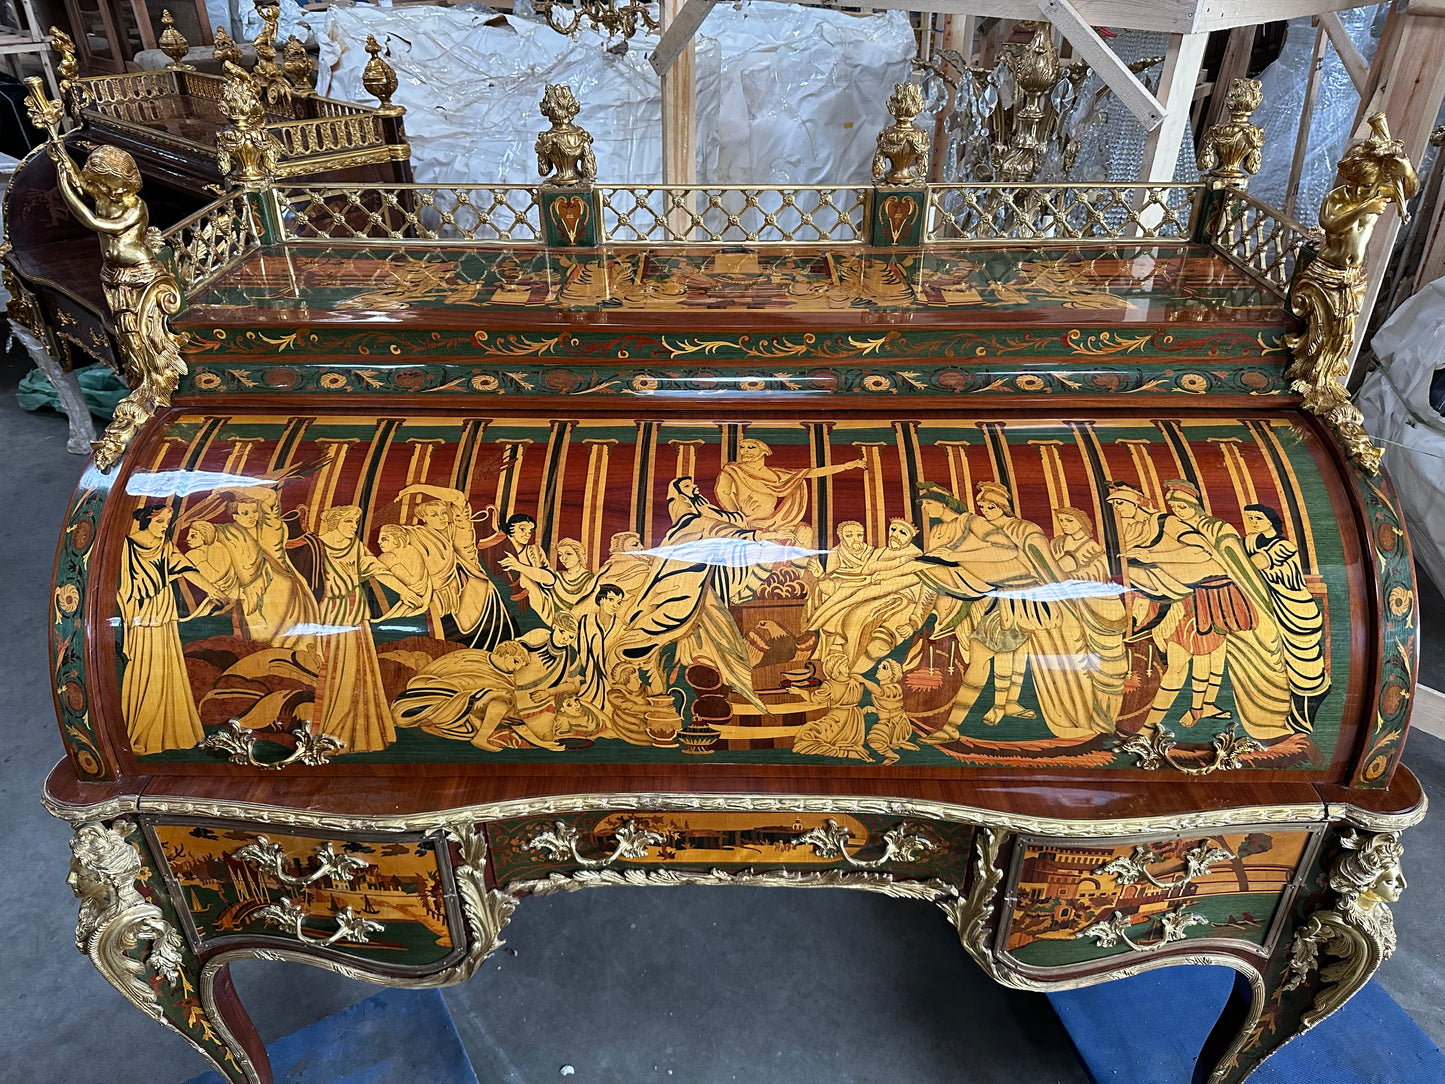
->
[160,194,264,293]
[926,183,1197,243]
[1210,191,1315,293]
[282,185,543,242]
[599,186,869,243]
[78,71,180,108]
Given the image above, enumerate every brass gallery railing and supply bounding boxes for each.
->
[272,181,1200,247]
[160,192,266,293]
[1211,191,1317,292]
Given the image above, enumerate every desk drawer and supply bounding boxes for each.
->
[998,830,1314,970]
[149,822,460,969]
[488,809,973,887]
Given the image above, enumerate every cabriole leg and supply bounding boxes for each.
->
[68,820,271,1084]
[1195,828,1407,1084]
[11,324,96,454]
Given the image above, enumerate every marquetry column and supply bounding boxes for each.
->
[807,421,835,552]
[351,420,405,528]
[851,441,889,547]
[718,422,748,468]
[974,421,1019,513]
[667,438,707,479]
[580,438,619,571]
[1244,419,1315,572]
[1028,439,1069,529]
[493,439,534,524]
[222,436,266,477]
[264,417,316,473]
[1153,420,1210,513]
[1207,437,1258,511]
[179,418,228,472]
[537,420,578,556]
[1115,438,1166,510]
[449,419,489,496]
[892,420,924,532]
[934,440,976,508]
[147,435,188,474]
[1065,420,1122,580]
[308,439,360,529]
[397,438,447,525]
[631,422,660,545]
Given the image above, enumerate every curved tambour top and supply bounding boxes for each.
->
[47,227,1419,791]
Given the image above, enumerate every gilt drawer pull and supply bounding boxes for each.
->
[1120,722,1262,775]
[233,837,370,887]
[201,720,345,770]
[525,819,664,868]
[1075,905,1210,952]
[791,820,935,869]
[254,898,385,947]
[1092,841,1236,889]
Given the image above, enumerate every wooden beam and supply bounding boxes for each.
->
[1200,25,1255,136]
[1137,31,1209,180]
[1318,10,1368,94]
[1411,130,1445,294]
[1284,22,1328,220]
[660,0,698,226]
[1039,0,1167,129]
[651,0,717,77]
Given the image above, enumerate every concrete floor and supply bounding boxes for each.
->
[1,347,1440,1083]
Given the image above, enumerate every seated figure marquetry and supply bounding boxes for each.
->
[30,77,1426,1084]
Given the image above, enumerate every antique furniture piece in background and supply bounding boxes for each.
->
[1,28,412,453]
[31,77,1426,1084]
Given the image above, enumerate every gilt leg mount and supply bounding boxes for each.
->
[92,263,187,473]
[1282,261,1382,473]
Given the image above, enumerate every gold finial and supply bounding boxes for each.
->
[22,77,186,472]
[871,83,929,187]
[159,11,193,70]
[212,28,243,67]
[49,27,81,114]
[1283,113,1420,473]
[1198,77,1265,190]
[216,60,281,187]
[282,35,313,92]
[361,35,403,116]
[995,22,1062,184]
[535,84,596,186]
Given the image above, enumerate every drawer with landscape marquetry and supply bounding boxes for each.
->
[144,821,466,972]
[487,810,975,889]
[995,829,1318,975]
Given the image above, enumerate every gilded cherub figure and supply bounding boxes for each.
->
[1283,113,1418,472]
[871,83,929,186]
[1197,77,1265,189]
[283,35,313,92]
[25,79,187,472]
[535,84,596,186]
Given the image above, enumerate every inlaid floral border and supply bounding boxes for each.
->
[52,471,110,781]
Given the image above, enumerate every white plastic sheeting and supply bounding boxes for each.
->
[313,3,914,184]
[1358,278,1445,596]
[1251,8,1384,224]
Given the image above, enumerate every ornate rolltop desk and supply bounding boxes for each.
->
[25,75,1425,1084]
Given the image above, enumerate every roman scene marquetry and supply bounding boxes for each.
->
[113,411,1347,769]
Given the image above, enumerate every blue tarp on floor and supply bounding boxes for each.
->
[1050,967,1445,1084]
[182,987,478,1084]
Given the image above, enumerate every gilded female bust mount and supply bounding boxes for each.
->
[536,84,597,186]
[872,82,930,187]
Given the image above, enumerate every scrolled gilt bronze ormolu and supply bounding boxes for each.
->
[534,0,659,40]
[1199,77,1265,190]
[69,822,185,1019]
[1284,831,1406,1027]
[24,79,186,472]
[215,61,283,187]
[159,10,193,70]
[1284,113,1419,473]
[536,83,596,185]
[871,82,929,187]
[48,26,81,113]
